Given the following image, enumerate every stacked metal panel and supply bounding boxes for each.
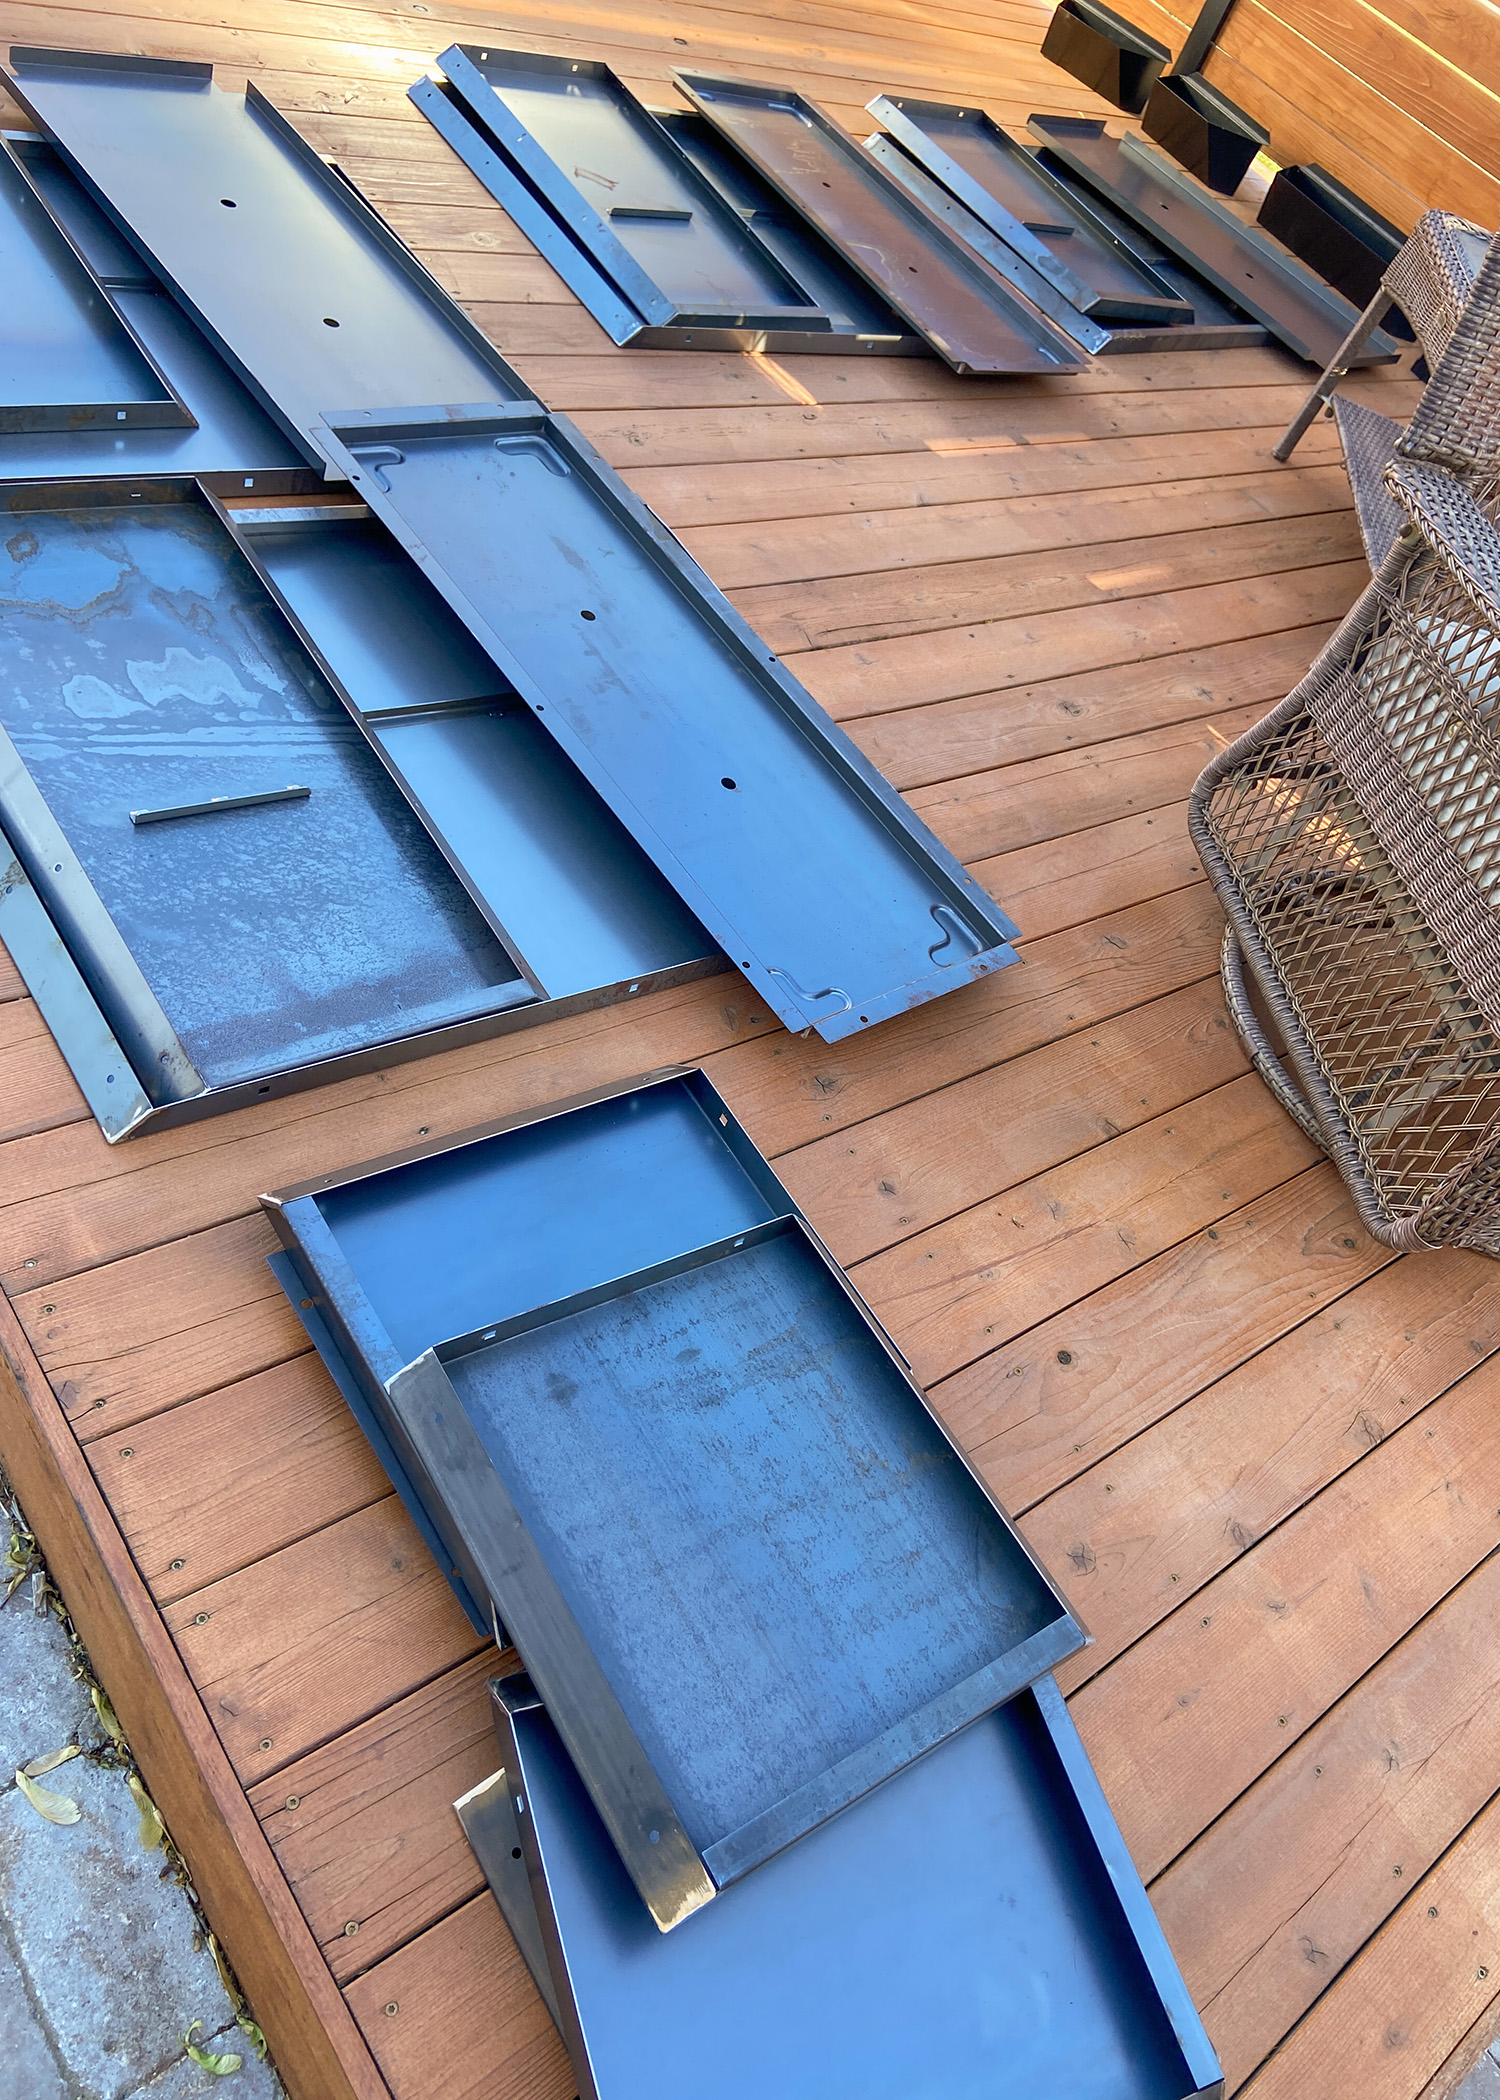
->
[0,45,1022,1141]
[263,1070,1222,2096]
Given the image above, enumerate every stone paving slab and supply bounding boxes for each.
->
[1457,2043,1500,2100]
[0,1498,285,2100]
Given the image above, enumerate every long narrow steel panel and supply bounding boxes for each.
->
[865,133,1267,354]
[435,45,827,331]
[467,1675,1223,2098]
[3,49,536,472]
[315,400,1019,1039]
[868,95,1190,323]
[0,145,191,432]
[1028,117,1401,367]
[264,1072,1084,1932]
[671,72,1085,374]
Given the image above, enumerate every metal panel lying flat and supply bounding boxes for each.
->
[869,95,1189,324]
[464,1675,1223,2099]
[0,142,190,432]
[265,1071,1084,1932]
[1027,117,1401,367]
[316,400,1020,1041]
[3,48,536,472]
[865,133,1266,354]
[671,72,1085,374]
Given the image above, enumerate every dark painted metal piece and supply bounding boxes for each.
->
[466,1674,1224,2098]
[0,143,192,432]
[434,45,827,331]
[129,784,310,825]
[1041,0,1170,114]
[1258,164,1410,329]
[263,1070,1085,1931]
[672,72,1085,374]
[651,109,918,347]
[316,400,1020,1041]
[3,48,536,473]
[865,132,1266,353]
[267,1249,492,1638]
[1028,117,1400,367]
[1141,72,1268,195]
[1175,0,1239,77]
[868,95,1190,322]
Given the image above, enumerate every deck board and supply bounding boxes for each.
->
[2,0,1499,2093]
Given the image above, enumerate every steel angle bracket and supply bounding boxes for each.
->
[672,71,1085,376]
[2,48,540,475]
[315,399,1021,1041]
[864,134,1264,354]
[868,94,1189,324]
[1027,117,1402,368]
[409,75,646,347]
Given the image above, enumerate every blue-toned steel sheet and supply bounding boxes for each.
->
[472,1677,1224,2099]
[0,490,527,1090]
[317,401,1021,1042]
[3,49,536,472]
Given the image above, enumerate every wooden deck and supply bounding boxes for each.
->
[3,1,1499,2097]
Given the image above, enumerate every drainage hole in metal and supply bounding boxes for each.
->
[721,776,737,789]
[580,608,596,620]
[220,197,236,207]
[323,316,340,327]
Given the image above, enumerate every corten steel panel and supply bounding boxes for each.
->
[432,45,826,332]
[315,401,1021,1042]
[864,133,1267,355]
[0,145,190,433]
[1027,118,1402,367]
[225,504,717,1001]
[671,72,1086,375]
[868,96,1190,324]
[0,485,531,1124]
[2,48,536,473]
[264,1071,1085,1931]
[462,1676,1224,2099]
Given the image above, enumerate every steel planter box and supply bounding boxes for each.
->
[1041,0,1170,114]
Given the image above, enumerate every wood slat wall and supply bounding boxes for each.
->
[3,2,1500,2099]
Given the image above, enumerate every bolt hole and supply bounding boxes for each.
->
[220,197,237,207]
[721,776,738,789]
[323,316,340,327]
[511,1846,522,1859]
[580,608,596,620]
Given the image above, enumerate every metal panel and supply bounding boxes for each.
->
[868,96,1190,323]
[1041,0,1170,116]
[261,1072,1084,1931]
[433,45,827,333]
[315,401,1021,1041]
[222,503,717,1000]
[865,134,1267,354]
[6,131,157,285]
[671,72,1086,374]
[3,48,536,473]
[468,1675,1224,2099]
[0,481,537,1121]
[1027,117,1401,367]
[0,144,192,432]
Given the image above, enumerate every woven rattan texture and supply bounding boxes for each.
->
[1383,210,1493,374]
[1332,395,1406,568]
[1396,224,1500,470]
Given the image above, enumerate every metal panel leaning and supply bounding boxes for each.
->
[262,1069,1087,1931]
[459,1673,1224,2099]
[314,400,1023,1042]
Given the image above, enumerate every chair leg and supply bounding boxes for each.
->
[1219,925,1330,1150]
[1273,290,1396,463]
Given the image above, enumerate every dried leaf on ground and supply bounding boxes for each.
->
[91,1686,126,1746]
[22,1744,81,1778]
[127,1772,165,1851]
[15,1768,81,1825]
[183,2020,242,2076]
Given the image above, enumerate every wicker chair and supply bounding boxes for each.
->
[1191,234,1500,1252]
[1275,210,1491,570]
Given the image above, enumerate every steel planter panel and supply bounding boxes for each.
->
[470,1676,1223,2099]
[3,48,534,471]
[1027,118,1400,368]
[317,402,1020,1041]
[672,71,1085,375]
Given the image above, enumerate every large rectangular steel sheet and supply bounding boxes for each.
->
[265,1072,1084,1931]
[462,1675,1223,2098]
[671,71,1085,374]
[869,96,1189,324]
[3,48,536,472]
[316,401,1020,1041]
[1027,117,1401,367]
